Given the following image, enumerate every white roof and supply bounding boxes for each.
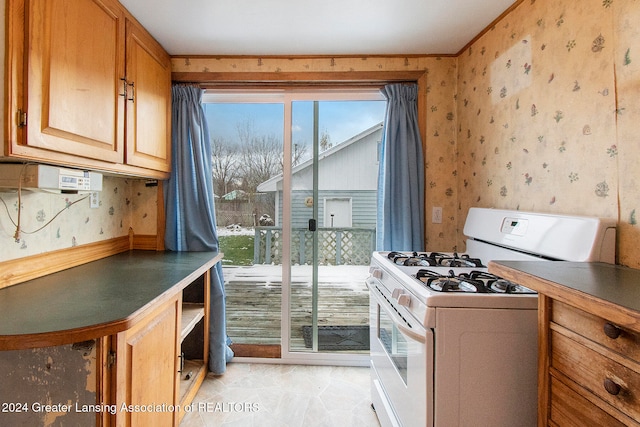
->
[257,122,382,192]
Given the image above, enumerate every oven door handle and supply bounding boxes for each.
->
[366,278,426,344]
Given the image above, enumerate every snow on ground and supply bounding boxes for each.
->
[217,226,255,236]
[223,264,370,291]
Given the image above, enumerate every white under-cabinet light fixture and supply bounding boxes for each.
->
[0,164,103,193]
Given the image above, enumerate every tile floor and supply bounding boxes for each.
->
[179,362,381,427]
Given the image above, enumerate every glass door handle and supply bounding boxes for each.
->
[308,219,317,232]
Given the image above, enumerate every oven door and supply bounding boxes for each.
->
[367,278,433,427]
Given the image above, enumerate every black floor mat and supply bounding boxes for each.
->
[301,325,370,350]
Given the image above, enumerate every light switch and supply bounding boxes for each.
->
[432,207,442,224]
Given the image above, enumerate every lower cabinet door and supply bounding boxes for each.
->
[114,295,181,426]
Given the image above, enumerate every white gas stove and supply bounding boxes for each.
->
[367,208,616,427]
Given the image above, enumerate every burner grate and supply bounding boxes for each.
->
[467,271,536,294]
[416,269,488,293]
[386,251,484,267]
[415,269,535,294]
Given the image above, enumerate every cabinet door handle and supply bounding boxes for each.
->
[603,322,622,339]
[178,352,184,373]
[603,378,621,395]
[119,78,127,98]
[127,82,135,102]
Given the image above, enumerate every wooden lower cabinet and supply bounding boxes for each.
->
[113,294,181,427]
[108,272,210,426]
[539,296,640,427]
[487,262,640,427]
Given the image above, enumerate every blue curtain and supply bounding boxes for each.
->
[376,83,425,251]
[165,84,233,375]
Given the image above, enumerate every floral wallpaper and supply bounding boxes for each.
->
[457,0,619,220]
[0,176,158,262]
[422,58,459,251]
[456,0,639,267]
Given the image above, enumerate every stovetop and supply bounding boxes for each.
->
[370,251,538,313]
[383,251,533,293]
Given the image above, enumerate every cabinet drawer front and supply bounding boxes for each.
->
[552,300,640,363]
[550,377,628,427]
[551,330,640,420]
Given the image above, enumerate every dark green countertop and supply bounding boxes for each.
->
[0,250,222,349]
[489,261,640,326]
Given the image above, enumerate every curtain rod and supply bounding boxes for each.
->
[180,81,417,91]
[171,82,421,96]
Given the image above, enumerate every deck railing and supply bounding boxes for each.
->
[254,226,376,266]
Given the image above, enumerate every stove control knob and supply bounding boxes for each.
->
[397,294,411,307]
[392,288,404,299]
[370,268,383,279]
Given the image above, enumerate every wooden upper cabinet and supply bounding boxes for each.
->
[24,0,126,163]
[5,0,171,178]
[125,19,172,172]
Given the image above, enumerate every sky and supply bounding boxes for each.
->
[204,100,387,152]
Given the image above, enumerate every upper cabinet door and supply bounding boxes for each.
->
[25,0,126,163]
[125,19,172,172]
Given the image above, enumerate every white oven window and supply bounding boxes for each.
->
[378,307,408,384]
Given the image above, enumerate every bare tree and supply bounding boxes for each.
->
[212,118,311,198]
[292,142,309,166]
[211,136,240,197]
[238,134,283,193]
[320,128,332,151]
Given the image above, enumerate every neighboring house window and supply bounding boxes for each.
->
[324,198,352,227]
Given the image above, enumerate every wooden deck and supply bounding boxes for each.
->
[223,265,370,353]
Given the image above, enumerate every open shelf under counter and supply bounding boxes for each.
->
[176,268,212,422]
[181,303,205,342]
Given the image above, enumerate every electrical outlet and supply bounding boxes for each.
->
[90,192,99,209]
[432,207,442,224]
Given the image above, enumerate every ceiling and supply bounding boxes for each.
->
[119,0,517,56]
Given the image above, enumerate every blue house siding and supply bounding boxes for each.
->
[281,190,376,229]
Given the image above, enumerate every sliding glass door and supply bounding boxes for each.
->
[286,95,383,364]
[205,90,385,363]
